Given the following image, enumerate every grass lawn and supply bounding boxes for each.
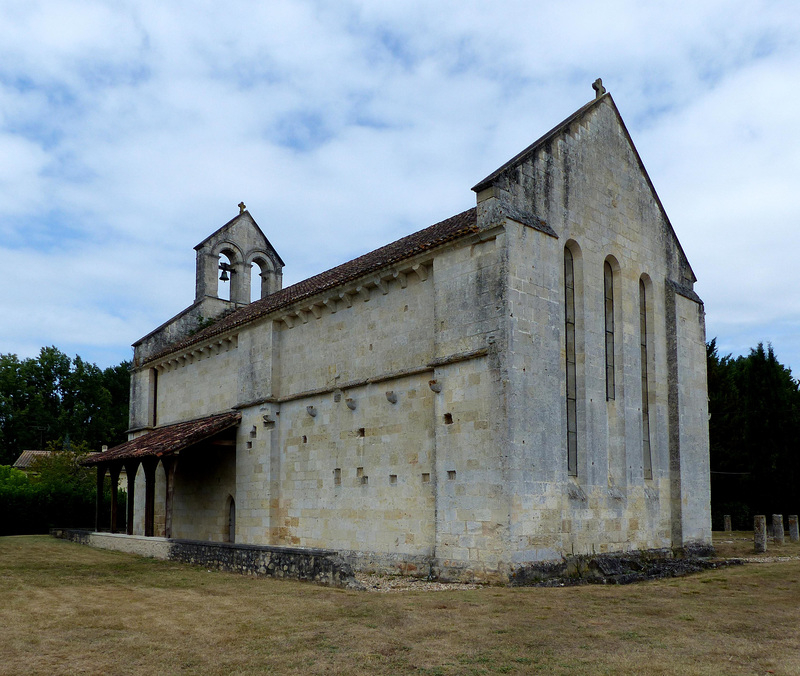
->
[1,534,799,675]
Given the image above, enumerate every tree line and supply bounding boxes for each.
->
[0,347,130,466]
[707,339,800,530]
[0,348,130,534]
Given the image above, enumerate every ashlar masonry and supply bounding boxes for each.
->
[85,85,712,582]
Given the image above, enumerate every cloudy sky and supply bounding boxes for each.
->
[2,1,799,374]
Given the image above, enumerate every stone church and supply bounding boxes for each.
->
[84,84,712,582]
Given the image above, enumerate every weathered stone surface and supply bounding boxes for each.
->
[789,515,799,543]
[754,515,767,553]
[723,514,732,532]
[51,529,361,589]
[507,549,734,587]
[773,514,785,545]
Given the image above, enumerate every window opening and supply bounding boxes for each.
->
[250,263,262,303]
[565,247,578,476]
[604,261,615,400]
[640,279,653,479]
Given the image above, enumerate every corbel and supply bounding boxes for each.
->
[413,263,428,282]
[356,285,371,302]
[338,291,352,308]
[345,398,357,411]
[392,270,407,289]
[323,297,338,314]
[385,391,398,404]
[373,277,389,295]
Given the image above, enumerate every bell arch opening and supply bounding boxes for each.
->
[217,252,233,301]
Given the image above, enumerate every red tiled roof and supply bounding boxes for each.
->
[144,207,478,365]
[81,411,241,466]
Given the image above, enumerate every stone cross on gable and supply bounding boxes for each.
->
[238,202,246,214]
[592,78,606,98]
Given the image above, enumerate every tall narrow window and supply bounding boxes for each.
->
[640,279,653,479]
[604,261,615,400]
[565,248,577,476]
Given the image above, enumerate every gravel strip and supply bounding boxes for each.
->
[735,556,800,563]
[355,573,484,592]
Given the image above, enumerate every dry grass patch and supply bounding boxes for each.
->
[1,535,800,675]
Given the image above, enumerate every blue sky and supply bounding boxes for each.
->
[2,1,800,374]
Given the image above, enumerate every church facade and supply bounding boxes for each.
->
[85,86,712,582]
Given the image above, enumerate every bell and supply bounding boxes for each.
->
[219,269,229,282]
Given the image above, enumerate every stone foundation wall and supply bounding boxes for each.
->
[51,529,359,588]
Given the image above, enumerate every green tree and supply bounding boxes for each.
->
[0,348,130,465]
[32,440,96,494]
[0,439,123,535]
[708,340,800,528]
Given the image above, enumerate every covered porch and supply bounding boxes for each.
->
[81,411,241,539]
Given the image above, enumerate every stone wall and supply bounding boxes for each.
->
[51,529,359,588]
[477,95,709,558]
[122,94,711,578]
[172,443,236,542]
[233,236,507,566]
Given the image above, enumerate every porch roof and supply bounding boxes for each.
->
[81,411,241,466]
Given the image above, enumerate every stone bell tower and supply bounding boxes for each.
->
[194,203,284,306]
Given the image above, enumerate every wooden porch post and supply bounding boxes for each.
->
[142,457,158,537]
[109,464,121,533]
[162,456,178,539]
[95,464,106,532]
[124,460,139,535]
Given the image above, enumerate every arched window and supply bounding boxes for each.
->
[640,278,652,479]
[604,260,615,401]
[565,247,577,476]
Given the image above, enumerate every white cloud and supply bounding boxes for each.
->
[1,0,800,372]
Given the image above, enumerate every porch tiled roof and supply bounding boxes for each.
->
[81,411,241,466]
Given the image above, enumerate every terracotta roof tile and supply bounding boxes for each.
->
[81,411,241,466]
[145,207,478,364]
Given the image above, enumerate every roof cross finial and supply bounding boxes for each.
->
[238,201,246,214]
[592,78,606,98]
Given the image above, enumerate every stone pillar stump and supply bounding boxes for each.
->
[773,514,785,545]
[754,515,767,553]
[723,514,732,533]
[789,515,799,543]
